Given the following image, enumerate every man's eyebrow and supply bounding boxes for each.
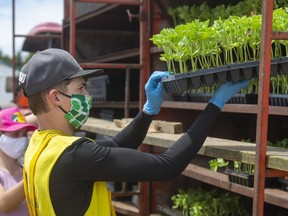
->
[80,82,87,87]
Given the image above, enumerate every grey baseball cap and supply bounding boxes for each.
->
[18,48,103,97]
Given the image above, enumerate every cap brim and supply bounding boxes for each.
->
[0,123,37,132]
[68,69,103,79]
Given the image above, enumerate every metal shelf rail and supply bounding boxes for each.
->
[254,0,288,215]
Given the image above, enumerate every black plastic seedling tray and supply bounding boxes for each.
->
[162,57,288,94]
[224,168,279,188]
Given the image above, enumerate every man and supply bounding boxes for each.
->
[18,48,249,216]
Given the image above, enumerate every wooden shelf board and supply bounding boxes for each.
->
[162,101,288,116]
[182,164,288,209]
[81,118,288,172]
[112,201,139,216]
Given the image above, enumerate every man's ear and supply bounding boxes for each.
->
[46,89,61,106]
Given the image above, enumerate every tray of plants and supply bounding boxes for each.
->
[161,57,288,94]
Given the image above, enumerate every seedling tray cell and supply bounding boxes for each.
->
[201,73,214,87]
[237,94,288,106]
[280,61,288,75]
[162,75,187,93]
[162,57,288,93]
[269,94,288,106]
[188,76,201,89]
[270,64,279,76]
[279,178,288,191]
[224,168,254,187]
[227,68,241,82]
[215,71,227,84]
[189,93,212,103]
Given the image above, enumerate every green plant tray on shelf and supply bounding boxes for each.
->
[187,93,248,104]
[224,168,280,188]
[224,168,255,187]
[244,93,288,106]
[279,177,288,191]
[182,93,288,106]
[162,57,288,94]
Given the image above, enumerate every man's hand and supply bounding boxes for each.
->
[143,71,170,115]
[210,80,250,110]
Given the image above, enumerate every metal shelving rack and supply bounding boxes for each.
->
[11,0,288,215]
[152,0,288,215]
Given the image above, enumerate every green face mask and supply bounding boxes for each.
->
[58,91,93,129]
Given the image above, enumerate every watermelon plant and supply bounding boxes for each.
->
[151,8,288,75]
[171,187,249,216]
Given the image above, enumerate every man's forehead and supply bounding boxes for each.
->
[69,77,86,85]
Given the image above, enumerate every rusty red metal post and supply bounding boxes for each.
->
[69,0,76,56]
[253,0,273,215]
[139,0,150,109]
[12,0,16,101]
[77,0,141,5]
[124,68,131,118]
[139,0,151,215]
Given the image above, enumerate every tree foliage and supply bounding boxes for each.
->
[0,49,34,69]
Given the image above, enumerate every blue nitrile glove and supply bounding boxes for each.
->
[210,80,250,110]
[143,71,170,115]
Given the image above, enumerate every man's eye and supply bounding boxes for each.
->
[81,85,87,90]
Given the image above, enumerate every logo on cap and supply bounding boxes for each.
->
[12,112,26,123]
[19,72,26,83]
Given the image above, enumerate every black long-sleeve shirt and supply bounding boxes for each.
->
[50,103,221,215]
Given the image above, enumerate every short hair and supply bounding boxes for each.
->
[28,80,71,115]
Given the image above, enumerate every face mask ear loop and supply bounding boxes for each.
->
[56,90,71,114]
[58,106,68,114]
[57,90,71,99]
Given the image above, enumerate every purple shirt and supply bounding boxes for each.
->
[0,168,29,216]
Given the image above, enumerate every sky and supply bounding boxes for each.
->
[0,0,63,57]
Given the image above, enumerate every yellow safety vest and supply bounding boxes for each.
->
[23,129,116,216]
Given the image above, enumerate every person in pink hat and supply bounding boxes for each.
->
[0,107,37,216]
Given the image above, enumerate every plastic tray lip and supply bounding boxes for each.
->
[161,57,288,93]
[162,57,288,82]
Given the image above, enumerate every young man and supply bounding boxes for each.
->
[18,48,249,216]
